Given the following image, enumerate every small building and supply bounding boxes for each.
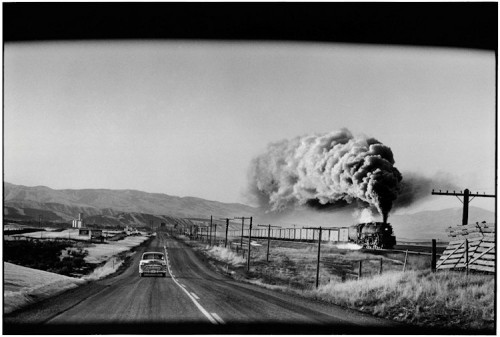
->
[78,228,103,242]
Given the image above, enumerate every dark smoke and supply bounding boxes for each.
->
[306,198,364,211]
[247,128,402,220]
[393,172,459,209]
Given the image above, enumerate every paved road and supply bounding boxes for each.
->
[5,233,411,334]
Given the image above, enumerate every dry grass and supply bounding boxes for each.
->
[206,246,246,267]
[307,270,494,331]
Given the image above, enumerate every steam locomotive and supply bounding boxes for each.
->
[348,222,396,249]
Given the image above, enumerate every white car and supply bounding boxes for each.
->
[139,252,167,277]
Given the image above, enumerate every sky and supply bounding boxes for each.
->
[4,41,496,213]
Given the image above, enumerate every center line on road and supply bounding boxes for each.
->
[164,247,218,325]
[211,313,225,324]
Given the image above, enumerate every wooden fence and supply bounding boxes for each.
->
[437,222,495,273]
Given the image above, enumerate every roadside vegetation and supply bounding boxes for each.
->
[309,270,494,331]
[177,233,495,332]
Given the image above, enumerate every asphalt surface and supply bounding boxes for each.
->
[5,233,444,334]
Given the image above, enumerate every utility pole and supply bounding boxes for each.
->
[234,216,252,251]
[258,224,281,262]
[304,226,323,288]
[432,188,495,225]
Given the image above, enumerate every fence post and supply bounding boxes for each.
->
[403,249,408,272]
[431,239,437,272]
[240,218,245,249]
[315,227,322,288]
[358,260,363,279]
[225,219,229,248]
[267,224,271,262]
[209,216,213,246]
[379,258,383,275]
[247,217,252,272]
[465,239,469,276]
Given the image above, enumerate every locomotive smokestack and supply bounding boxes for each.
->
[383,213,388,224]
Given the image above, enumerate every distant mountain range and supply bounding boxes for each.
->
[3,182,260,225]
[3,182,495,240]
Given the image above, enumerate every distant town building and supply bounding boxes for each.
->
[125,225,140,235]
[72,213,84,228]
[79,228,103,242]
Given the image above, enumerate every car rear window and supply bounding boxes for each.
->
[143,253,164,260]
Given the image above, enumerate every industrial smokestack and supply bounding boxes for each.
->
[248,128,402,220]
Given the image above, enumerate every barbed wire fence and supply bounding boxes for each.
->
[170,216,441,289]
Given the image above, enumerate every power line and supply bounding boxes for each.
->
[431,188,495,225]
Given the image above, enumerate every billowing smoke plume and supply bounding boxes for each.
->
[247,129,402,222]
[394,171,459,209]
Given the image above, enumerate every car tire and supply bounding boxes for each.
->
[140,273,143,277]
